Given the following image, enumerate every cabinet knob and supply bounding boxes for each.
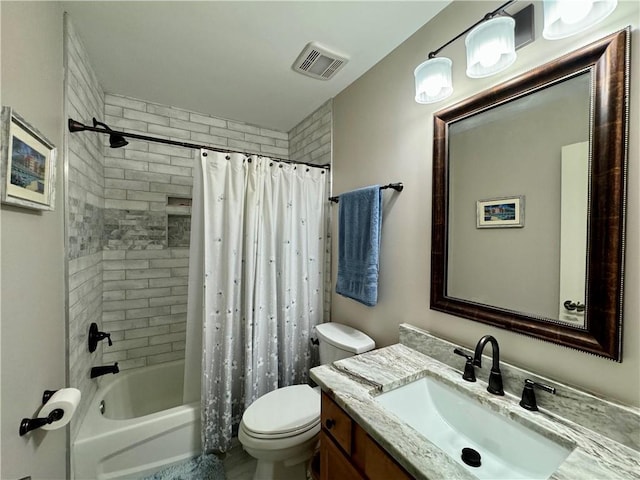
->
[325,418,335,429]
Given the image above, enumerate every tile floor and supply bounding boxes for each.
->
[221,443,257,480]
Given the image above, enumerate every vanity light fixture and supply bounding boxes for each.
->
[414,0,521,104]
[465,16,517,78]
[414,57,453,104]
[542,0,618,40]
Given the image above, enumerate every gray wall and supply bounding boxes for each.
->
[331,0,640,406]
[1,2,67,478]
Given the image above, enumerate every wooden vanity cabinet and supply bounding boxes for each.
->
[320,392,414,480]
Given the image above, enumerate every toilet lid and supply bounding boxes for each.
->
[242,385,320,437]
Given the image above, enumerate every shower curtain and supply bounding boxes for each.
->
[186,149,328,452]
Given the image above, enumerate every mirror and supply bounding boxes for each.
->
[431,29,629,361]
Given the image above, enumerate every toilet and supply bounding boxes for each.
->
[238,322,375,480]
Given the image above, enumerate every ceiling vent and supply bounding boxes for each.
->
[292,42,348,80]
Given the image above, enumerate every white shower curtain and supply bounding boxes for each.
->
[187,149,328,452]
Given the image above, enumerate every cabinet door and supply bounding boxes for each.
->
[363,434,413,480]
[320,432,365,480]
[321,392,353,454]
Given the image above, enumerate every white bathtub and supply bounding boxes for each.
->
[73,360,201,479]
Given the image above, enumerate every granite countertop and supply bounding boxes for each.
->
[310,343,640,480]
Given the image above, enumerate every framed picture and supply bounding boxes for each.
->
[1,107,57,211]
[476,195,524,228]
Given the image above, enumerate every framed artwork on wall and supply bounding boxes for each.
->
[476,195,524,228]
[1,107,57,211]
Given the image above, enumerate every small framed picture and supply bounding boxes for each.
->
[1,107,57,211]
[476,195,524,228]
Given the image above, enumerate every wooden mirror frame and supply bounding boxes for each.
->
[431,28,629,361]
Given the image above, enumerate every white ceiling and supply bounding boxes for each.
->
[62,1,450,132]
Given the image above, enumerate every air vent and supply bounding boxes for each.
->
[292,42,348,80]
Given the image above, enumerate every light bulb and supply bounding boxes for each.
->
[559,0,593,24]
[423,77,443,97]
[478,43,501,68]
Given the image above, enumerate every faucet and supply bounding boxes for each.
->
[88,322,112,353]
[90,362,119,378]
[519,379,556,411]
[473,335,504,395]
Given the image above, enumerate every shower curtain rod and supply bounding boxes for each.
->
[68,118,330,170]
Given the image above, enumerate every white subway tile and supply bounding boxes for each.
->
[105,199,150,210]
[147,104,190,121]
[259,127,288,140]
[103,318,149,331]
[125,325,171,339]
[127,344,172,359]
[148,163,191,176]
[149,295,188,307]
[147,351,185,365]
[105,94,147,111]
[149,258,189,268]
[105,157,149,172]
[127,191,168,202]
[149,143,193,158]
[228,139,261,153]
[228,121,260,135]
[104,279,149,291]
[125,250,171,260]
[150,183,192,196]
[126,268,171,279]
[190,131,228,146]
[149,332,186,346]
[190,112,227,128]
[126,306,171,319]
[125,149,171,165]
[149,277,188,288]
[126,287,172,300]
[124,108,170,126]
[169,118,209,134]
[148,124,191,140]
[103,298,149,312]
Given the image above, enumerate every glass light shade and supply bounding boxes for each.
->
[465,16,516,79]
[414,57,453,104]
[542,0,617,39]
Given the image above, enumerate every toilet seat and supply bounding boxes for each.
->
[242,385,320,439]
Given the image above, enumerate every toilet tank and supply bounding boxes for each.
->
[315,323,375,364]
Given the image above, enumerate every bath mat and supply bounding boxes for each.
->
[142,454,226,480]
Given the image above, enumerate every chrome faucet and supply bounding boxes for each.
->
[473,335,504,395]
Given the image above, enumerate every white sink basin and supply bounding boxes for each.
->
[375,376,572,480]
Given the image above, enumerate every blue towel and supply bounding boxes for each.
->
[336,185,382,306]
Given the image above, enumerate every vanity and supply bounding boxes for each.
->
[310,324,640,480]
[320,392,412,480]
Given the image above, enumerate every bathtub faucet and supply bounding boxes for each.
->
[90,362,119,378]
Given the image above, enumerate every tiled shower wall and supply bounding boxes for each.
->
[64,16,105,440]
[288,100,333,322]
[289,99,332,167]
[100,94,291,370]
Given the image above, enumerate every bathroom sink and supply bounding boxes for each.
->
[375,376,572,480]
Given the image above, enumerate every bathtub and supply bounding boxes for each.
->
[73,360,201,479]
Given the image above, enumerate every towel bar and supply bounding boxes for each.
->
[329,183,403,203]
